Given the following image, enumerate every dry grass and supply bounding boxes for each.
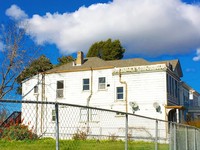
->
[185,120,200,128]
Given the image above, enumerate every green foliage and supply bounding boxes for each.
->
[86,39,125,60]
[0,139,169,150]
[0,122,37,141]
[57,55,74,66]
[16,55,53,94]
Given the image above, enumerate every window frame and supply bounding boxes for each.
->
[98,77,106,90]
[52,110,56,122]
[56,80,64,98]
[83,78,90,91]
[34,85,38,94]
[116,87,124,100]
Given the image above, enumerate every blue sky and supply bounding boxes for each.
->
[0,0,200,93]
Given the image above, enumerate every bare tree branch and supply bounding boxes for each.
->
[0,22,40,99]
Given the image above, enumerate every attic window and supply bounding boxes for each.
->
[56,80,64,98]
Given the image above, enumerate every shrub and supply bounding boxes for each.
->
[0,122,37,141]
[108,133,118,141]
[72,130,87,140]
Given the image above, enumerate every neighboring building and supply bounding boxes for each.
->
[21,51,200,141]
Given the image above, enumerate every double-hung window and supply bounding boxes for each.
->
[56,80,64,98]
[98,77,106,90]
[116,87,124,100]
[83,79,90,91]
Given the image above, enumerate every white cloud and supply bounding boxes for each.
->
[6,4,28,21]
[193,48,200,61]
[5,0,200,56]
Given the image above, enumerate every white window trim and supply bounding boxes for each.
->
[116,86,124,101]
[98,77,106,90]
[34,85,39,95]
[56,80,64,98]
[83,78,90,91]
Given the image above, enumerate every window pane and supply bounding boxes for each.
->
[57,89,63,98]
[99,84,106,89]
[83,79,89,84]
[52,110,56,121]
[117,87,124,100]
[117,93,123,99]
[57,81,64,89]
[99,77,105,83]
[83,79,90,90]
[117,87,123,93]
[99,77,106,90]
[83,85,89,90]
[34,86,38,93]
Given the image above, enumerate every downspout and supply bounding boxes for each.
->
[87,67,93,106]
[35,73,39,134]
[41,73,45,134]
[86,67,93,133]
[119,69,128,113]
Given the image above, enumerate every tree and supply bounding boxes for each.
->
[16,55,53,95]
[86,39,125,60]
[57,55,74,66]
[0,22,40,99]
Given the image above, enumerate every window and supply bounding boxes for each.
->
[80,108,88,122]
[83,79,90,91]
[79,108,99,122]
[34,85,38,94]
[116,87,124,100]
[52,110,56,121]
[56,80,64,98]
[98,77,106,90]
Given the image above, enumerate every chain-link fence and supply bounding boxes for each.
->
[0,100,200,150]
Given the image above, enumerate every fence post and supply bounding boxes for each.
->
[173,123,176,150]
[169,122,172,150]
[194,128,196,150]
[185,126,188,150]
[55,103,60,150]
[125,113,128,150]
[155,119,158,150]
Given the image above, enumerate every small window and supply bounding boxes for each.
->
[116,87,124,100]
[98,77,106,90]
[116,112,125,116]
[80,108,88,122]
[52,110,56,121]
[34,85,38,94]
[56,80,64,98]
[83,79,90,91]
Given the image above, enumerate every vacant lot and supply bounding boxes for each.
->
[0,139,169,150]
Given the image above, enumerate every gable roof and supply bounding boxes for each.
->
[46,57,183,77]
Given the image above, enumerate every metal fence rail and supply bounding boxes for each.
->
[0,99,200,150]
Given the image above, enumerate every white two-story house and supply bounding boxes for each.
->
[21,51,200,140]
